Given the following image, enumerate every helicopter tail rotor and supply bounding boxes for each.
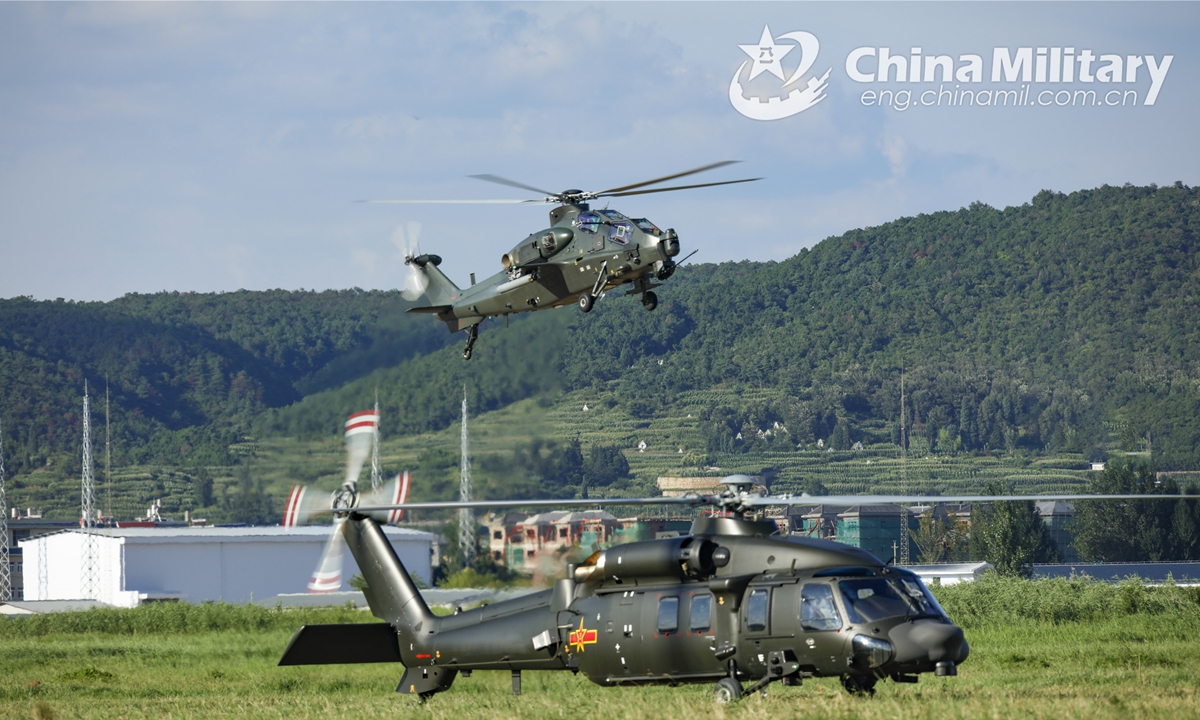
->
[281,410,414,593]
[393,222,430,301]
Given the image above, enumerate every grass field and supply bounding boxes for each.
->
[4,578,1200,719]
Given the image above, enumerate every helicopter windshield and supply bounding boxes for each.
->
[632,218,660,235]
[577,212,601,234]
[838,577,946,623]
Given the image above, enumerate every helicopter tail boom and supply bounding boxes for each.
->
[418,261,461,309]
[343,513,435,629]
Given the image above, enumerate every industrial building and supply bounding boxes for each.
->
[19,525,434,607]
[2,515,79,601]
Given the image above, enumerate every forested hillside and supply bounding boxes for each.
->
[2,182,1198,516]
[0,290,451,473]
[278,183,1200,469]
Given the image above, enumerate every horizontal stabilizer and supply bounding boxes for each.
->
[406,305,453,314]
[278,623,402,665]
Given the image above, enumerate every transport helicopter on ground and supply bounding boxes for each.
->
[278,476,1182,703]
[366,162,760,359]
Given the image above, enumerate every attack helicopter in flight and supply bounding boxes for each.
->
[278,476,1182,703]
[367,162,760,359]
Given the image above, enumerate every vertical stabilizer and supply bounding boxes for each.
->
[419,262,460,308]
[343,514,435,629]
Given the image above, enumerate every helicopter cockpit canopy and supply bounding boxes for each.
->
[576,212,601,234]
[837,575,948,623]
[632,218,661,236]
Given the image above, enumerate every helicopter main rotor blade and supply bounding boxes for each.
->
[352,496,706,514]
[744,493,1191,507]
[359,199,543,205]
[597,161,741,195]
[601,177,763,198]
[468,174,559,197]
[346,492,1189,516]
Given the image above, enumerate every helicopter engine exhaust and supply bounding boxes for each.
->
[573,536,720,582]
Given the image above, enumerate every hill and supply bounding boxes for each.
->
[2,183,1198,520]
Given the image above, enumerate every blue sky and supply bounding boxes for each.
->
[1,2,1196,301]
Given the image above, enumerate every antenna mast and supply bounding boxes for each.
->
[459,387,475,567]
[899,369,910,566]
[0,416,11,601]
[81,382,99,599]
[370,390,382,492]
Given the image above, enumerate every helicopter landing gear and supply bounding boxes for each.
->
[641,291,658,311]
[577,292,594,313]
[713,677,743,704]
[841,674,877,696]
[462,325,479,361]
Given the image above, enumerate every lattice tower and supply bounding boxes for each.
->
[0,416,11,601]
[899,369,910,566]
[459,387,475,567]
[370,393,382,492]
[81,382,99,599]
[105,379,112,520]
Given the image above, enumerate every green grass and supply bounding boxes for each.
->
[3,578,1199,718]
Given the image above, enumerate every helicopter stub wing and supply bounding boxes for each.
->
[406,305,453,314]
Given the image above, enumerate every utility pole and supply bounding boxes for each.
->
[899,369,910,566]
[459,387,475,567]
[81,382,99,600]
[0,416,11,601]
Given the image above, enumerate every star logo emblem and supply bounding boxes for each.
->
[569,618,598,653]
[738,25,794,81]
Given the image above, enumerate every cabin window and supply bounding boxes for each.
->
[689,594,712,632]
[577,212,601,234]
[746,589,769,632]
[800,583,842,631]
[607,222,633,245]
[493,531,502,540]
[657,596,679,633]
[559,527,568,538]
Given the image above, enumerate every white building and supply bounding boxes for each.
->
[19,525,433,608]
[905,561,993,586]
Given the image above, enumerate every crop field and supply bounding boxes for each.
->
[3,577,1200,719]
[8,383,1099,522]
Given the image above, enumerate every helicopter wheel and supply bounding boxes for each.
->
[713,677,743,704]
[578,292,594,313]
[840,674,877,696]
[462,347,472,360]
[642,291,658,311]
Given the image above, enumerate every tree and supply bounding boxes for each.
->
[191,467,213,507]
[830,422,850,451]
[1072,460,1181,562]
[553,438,585,490]
[911,508,967,563]
[583,445,630,490]
[970,481,1059,576]
[224,463,274,525]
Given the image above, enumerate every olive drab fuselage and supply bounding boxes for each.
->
[283,513,968,698]
[413,203,680,333]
